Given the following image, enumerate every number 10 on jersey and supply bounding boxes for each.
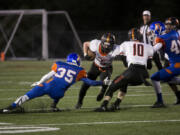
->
[133,44,144,56]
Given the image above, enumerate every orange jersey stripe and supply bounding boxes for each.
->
[99,44,108,56]
[155,37,166,48]
[174,63,180,68]
[165,69,173,74]
[76,70,87,81]
[51,63,57,72]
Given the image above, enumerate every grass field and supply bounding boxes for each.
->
[0,60,180,135]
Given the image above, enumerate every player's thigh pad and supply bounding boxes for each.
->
[26,86,46,99]
[151,68,173,81]
[48,88,65,99]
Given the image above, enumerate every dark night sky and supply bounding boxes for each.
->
[0,0,179,30]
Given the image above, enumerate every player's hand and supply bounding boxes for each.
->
[84,54,92,60]
[31,81,40,87]
[103,77,112,86]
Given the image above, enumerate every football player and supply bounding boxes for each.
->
[95,28,154,112]
[151,17,180,108]
[0,53,108,113]
[150,20,180,105]
[75,33,126,109]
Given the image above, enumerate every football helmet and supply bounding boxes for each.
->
[165,17,179,30]
[150,21,165,36]
[101,33,115,53]
[67,53,81,66]
[128,28,142,41]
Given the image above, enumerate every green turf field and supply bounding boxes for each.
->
[0,60,180,135]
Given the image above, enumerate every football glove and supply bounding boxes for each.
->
[31,81,40,87]
[103,77,112,86]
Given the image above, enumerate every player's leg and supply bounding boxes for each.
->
[168,83,180,105]
[151,68,173,108]
[97,66,113,101]
[153,52,163,70]
[75,63,100,109]
[164,61,180,105]
[48,87,65,111]
[0,86,46,113]
[95,74,128,112]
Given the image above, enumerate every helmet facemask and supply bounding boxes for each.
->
[101,42,113,54]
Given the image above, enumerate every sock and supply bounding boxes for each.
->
[156,93,163,103]
[13,95,29,107]
[101,100,109,108]
[11,103,17,109]
[151,80,163,103]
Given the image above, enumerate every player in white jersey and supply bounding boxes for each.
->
[75,33,125,109]
[95,28,154,112]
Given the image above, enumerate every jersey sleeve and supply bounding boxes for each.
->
[76,69,87,81]
[51,63,57,72]
[111,45,121,57]
[119,42,126,55]
[89,39,99,52]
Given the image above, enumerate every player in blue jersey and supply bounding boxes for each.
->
[0,53,109,113]
[151,17,180,108]
[150,20,180,106]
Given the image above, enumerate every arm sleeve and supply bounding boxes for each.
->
[38,70,56,84]
[51,63,58,72]
[81,78,103,86]
[76,70,87,81]
[119,42,126,55]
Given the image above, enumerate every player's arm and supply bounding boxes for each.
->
[81,78,103,86]
[147,46,154,70]
[83,40,96,60]
[147,58,152,69]
[76,69,110,86]
[153,37,165,52]
[31,63,57,87]
[114,43,127,67]
[83,41,90,57]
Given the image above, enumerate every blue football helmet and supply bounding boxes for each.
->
[150,21,165,36]
[67,53,81,66]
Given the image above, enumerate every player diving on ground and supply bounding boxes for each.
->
[0,53,110,113]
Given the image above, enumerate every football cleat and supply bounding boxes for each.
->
[94,106,109,112]
[51,107,62,112]
[174,99,180,105]
[75,103,82,109]
[152,101,166,108]
[109,103,120,111]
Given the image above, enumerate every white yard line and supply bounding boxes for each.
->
[40,119,180,126]
[0,126,59,134]
[0,123,12,125]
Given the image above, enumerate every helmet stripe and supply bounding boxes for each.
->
[106,33,111,43]
[132,28,135,40]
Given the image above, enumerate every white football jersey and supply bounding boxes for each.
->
[119,41,154,67]
[89,39,120,67]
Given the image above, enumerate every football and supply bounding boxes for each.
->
[87,48,96,60]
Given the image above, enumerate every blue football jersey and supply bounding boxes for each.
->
[51,61,87,91]
[156,30,180,64]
